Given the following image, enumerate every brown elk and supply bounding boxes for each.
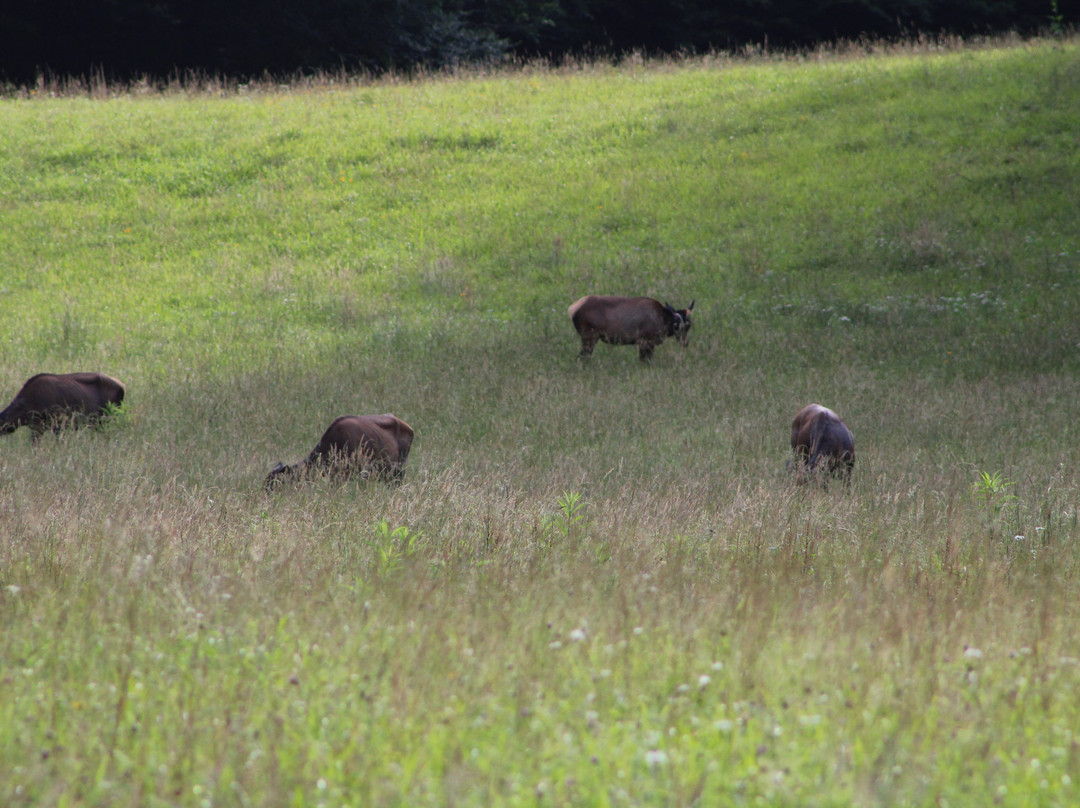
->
[266,414,414,489]
[0,372,126,443]
[568,295,694,361]
[789,404,854,486]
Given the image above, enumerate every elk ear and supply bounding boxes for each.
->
[270,462,285,473]
[687,300,695,311]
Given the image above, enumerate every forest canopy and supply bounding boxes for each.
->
[1,0,1074,84]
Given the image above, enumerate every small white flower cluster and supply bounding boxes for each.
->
[548,620,589,650]
[773,289,1012,323]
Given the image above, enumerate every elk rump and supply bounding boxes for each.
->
[789,404,854,486]
[568,295,694,361]
[266,414,414,489]
[0,372,126,442]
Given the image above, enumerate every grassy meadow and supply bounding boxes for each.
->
[2,33,1080,805]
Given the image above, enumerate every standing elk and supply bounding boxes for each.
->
[0,372,126,443]
[789,404,854,486]
[266,414,414,489]
[568,295,694,361]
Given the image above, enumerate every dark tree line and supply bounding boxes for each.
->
[0,0,1073,85]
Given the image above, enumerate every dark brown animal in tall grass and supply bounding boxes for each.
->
[789,404,855,486]
[568,295,695,361]
[0,372,126,443]
[266,414,414,490]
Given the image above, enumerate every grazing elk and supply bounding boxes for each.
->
[266,414,414,490]
[789,404,855,487]
[568,295,694,361]
[0,372,126,443]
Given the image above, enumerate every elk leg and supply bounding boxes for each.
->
[578,334,597,358]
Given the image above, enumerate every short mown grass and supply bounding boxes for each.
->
[2,34,1080,806]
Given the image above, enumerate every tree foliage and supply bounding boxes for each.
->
[0,0,1074,84]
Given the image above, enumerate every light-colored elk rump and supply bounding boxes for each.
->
[266,414,414,489]
[790,404,855,486]
[568,295,694,361]
[0,372,126,443]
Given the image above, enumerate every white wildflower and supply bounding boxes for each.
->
[644,749,667,767]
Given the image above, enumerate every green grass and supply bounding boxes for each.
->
[2,34,1080,806]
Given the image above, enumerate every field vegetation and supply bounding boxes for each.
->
[2,34,1080,806]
